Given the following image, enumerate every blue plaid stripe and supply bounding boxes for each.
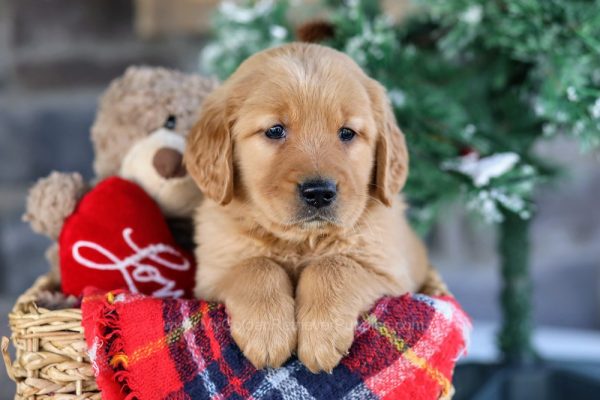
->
[292,362,368,399]
[250,360,316,400]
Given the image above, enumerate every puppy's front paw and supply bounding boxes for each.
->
[297,310,356,373]
[228,294,297,369]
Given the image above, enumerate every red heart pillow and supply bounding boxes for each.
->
[59,177,196,298]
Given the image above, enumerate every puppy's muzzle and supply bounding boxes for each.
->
[299,179,337,209]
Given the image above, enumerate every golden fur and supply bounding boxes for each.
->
[185,43,429,372]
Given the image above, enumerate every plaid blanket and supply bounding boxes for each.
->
[82,289,470,400]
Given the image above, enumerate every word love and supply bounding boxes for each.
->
[72,227,191,298]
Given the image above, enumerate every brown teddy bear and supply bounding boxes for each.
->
[23,66,217,282]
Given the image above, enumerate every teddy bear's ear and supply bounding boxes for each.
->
[184,86,234,205]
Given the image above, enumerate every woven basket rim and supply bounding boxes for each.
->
[2,273,99,399]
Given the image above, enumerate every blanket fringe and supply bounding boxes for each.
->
[94,291,140,400]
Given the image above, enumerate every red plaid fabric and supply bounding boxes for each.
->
[82,289,470,400]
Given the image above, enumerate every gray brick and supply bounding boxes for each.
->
[0,295,16,400]
[13,52,181,90]
[0,110,32,184]
[0,211,51,296]
[0,0,12,90]
[10,0,134,49]
[0,91,97,184]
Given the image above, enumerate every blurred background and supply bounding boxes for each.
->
[0,0,599,398]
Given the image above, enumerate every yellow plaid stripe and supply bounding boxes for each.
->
[364,313,452,398]
[82,294,106,304]
[84,295,219,367]
[128,303,218,365]
[84,294,219,366]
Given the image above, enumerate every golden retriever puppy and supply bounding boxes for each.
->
[185,43,429,373]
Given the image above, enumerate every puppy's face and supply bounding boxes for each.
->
[232,57,379,230]
[186,43,408,233]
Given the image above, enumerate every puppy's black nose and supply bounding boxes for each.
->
[299,179,337,208]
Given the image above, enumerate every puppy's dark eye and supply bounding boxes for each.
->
[265,124,286,140]
[164,115,177,130]
[338,127,356,142]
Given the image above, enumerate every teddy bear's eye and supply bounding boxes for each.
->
[164,115,177,130]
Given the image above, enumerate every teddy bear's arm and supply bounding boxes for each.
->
[23,172,88,239]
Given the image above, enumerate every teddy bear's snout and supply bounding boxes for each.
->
[153,147,187,179]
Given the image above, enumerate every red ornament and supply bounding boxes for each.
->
[59,177,196,298]
[459,146,478,157]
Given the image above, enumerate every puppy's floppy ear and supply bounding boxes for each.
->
[369,80,409,207]
[184,86,234,205]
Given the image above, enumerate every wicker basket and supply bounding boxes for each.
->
[2,274,99,399]
[2,269,451,400]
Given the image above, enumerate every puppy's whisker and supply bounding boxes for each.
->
[361,212,379,241]
[354,192,389,209]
